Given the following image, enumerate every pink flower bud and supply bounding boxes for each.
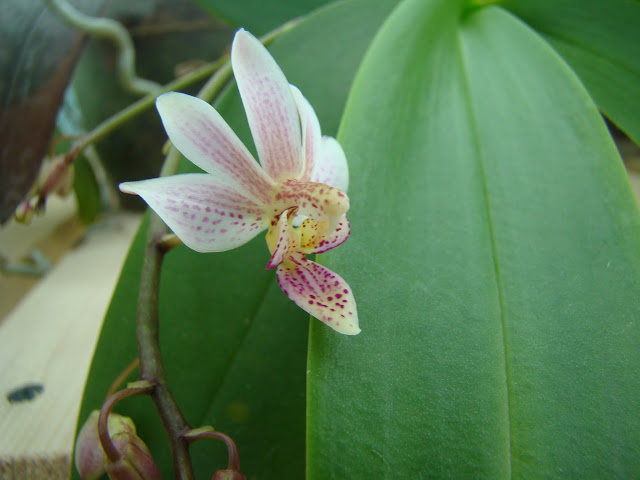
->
[105,431,162,480]
[212,469,246,480]
[74,410,136,480]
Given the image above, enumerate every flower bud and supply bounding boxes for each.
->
[75,410,136,480]
[105,431,162,480]
[14,200,36,224]
[212,469,246,480]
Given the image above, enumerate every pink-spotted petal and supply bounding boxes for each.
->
[273,179,349,231]
[156,92,274,203]
[290,86,321,182]
[300,214,350,254]
[119,174,269,253]
[311,136,349,193]
[277,252,360,335]
[265,208,296,270]
[231,29,302,180]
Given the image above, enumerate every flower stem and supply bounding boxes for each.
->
[184,427,243,472]
[61,15,301,168]
[132,56,235,478]
[106,357,140,399]
[72,58,226,160]
[98,381,155,462]
[137,219,195,479]
[132,18,303,480]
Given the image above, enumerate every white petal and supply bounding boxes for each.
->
[156,92,274,203]
[231,29,302,180]
[290,86,321,182]
[311,136,349,193]
[277,252,360,335]
[119,174,269,253]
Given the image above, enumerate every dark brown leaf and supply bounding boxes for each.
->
[0,0,103,224]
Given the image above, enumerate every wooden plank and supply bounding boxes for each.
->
[0,197,81,322]
[0,212,141,479]
[0,456,69,480]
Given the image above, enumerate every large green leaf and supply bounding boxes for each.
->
[502,0,640,145]
[73,0,397,478]
[309,0,640,478]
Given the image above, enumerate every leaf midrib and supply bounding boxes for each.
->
[456,22,514,480]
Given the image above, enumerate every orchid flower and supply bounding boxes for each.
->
[119,29,360,335]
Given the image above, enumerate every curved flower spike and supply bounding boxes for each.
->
[119,29,359,334]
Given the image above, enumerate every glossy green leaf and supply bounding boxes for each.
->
[309,1,640,478]
[73,0,397,478]
[503,0,640,144]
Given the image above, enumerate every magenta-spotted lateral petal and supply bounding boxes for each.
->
[291,86,321,182]
[120,174,269,253]
[311,136,349,193]
[277,252,360,335]
[301,214,350,255]
[231,29,302,180]
[265,208,295,270]
[156,92,274,203]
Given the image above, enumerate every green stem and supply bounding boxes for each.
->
[66,15,301,165]
[72,58,226,159]
[44,0,160,95]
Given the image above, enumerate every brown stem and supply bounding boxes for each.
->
[106,358,140,399]
[136,214,194,480]
[183,427,242,472]
[98,381,155,462]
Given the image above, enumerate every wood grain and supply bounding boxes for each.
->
[0,210,141,479]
